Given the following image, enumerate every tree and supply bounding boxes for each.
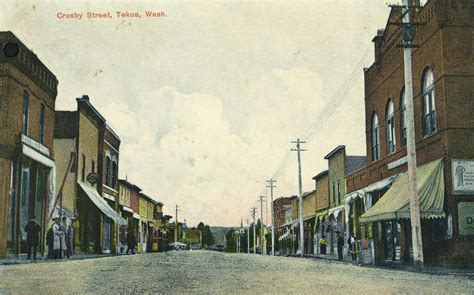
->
[225,228,236,252]
[197,221,215,247]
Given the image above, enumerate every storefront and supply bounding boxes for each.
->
[359,159,446,264]
[7,136,56,258]
[77,182,127,253]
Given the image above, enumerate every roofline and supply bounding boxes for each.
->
[106,124,121,142]
[324,145,346,160]
[312,170,329,180]
[77,95,106,123]
[118,179,142,192]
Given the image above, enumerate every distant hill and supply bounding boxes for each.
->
[210,226,235,246]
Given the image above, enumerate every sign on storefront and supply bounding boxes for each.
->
[458,202,474,236]
[452,160,474,194]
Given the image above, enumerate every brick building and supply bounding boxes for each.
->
[345,0,474,265]
[324,145,366,256]
[0,32,58,258]
[54,96,125,254]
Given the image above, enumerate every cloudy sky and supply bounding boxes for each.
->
[1,1,391,226]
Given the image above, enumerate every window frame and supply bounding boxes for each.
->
[22,91,29,135]
[39,103,45,144]
[386,99,396,155]
[371,112,380,161]
[400,89,407,147]
[421,68,436,136]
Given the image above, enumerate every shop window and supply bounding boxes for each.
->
[371,113,380,161]
[22,91,29,135]
[39,103,45,144]
[432,218,450,241]
[91,160,95,174]
[386,100,396,154]
[422,68,436,136]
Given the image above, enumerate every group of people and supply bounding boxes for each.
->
[46,214,73,259]
[318,231,358,263]
[23,214,73,260]
[119,225,138,255]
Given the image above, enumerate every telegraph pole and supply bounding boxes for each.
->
[291,138,306,257]
[174,205,178,243]
[266,179,277,256]
[258,195,265,254]
[247,219,250,254]
[400,0,424,269]
[251,207,257,254]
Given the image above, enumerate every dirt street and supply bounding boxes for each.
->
[0,251,472,294]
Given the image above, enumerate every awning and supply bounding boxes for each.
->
[345,175,397,204]
[328,205,344,218]
[78,182,127,226]
[133,213,141,219]
[360,159,445,223]
[122,206,133,213]
[303,213,316,222]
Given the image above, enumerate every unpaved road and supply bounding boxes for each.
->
[0,251,472,294]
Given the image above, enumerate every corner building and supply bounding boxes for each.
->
[346,0,474,265]
[0,32,58,258]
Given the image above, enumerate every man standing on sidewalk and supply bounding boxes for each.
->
[336,231,344,261]
[24,219,41,260]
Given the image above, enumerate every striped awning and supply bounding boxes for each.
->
[360,159,445,223]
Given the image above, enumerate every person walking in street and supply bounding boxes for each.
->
[126,231,137,255]
[320,235,327,254]
[336,231,344,261]
[348,235,357,262]
[52,214,65,259]
[24,219,41,260]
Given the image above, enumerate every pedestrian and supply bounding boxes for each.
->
[336,231,344,260]
[349,235,357,263]
[52,214,65,259]
[24,219,41,260]
[320,235,327,254]
[126,231,136,255]
[119,225,127,254]
[62,216,72,258]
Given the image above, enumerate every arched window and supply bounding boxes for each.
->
[112,161,118,189]
[386,100,396,155]
[422,69,436,136]
[105,156,111,186]
[22,91,29,135]
[400,89,407,147]
[371,113,380,161]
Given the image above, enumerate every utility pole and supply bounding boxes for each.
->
[258,195,265,254]
[247,219,250,254]
[251,207,257,254]
[174,205,178,243]
[266,179,277,256]
[400,0,424,269]
[291,138,306,257]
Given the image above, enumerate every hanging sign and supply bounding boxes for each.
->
[452,160,474,194]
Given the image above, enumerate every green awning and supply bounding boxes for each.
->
[360,158,445,223]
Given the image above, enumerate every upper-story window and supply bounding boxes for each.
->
[422,68,436,136]
[105,156,111,186]
[112,161,118,189]
[386,100,396,155]
[371,113,380,161]
[22,91,29,135]
[39,103,45,144]
[400,90,407,147]
[81,154,86,182]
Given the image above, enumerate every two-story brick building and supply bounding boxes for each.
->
[324,145,367,256]
[345,0,474,265]
[0,32,59,258]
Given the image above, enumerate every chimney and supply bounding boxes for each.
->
[372,29,384,64]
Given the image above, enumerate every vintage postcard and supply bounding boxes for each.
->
[0,0,473,294]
